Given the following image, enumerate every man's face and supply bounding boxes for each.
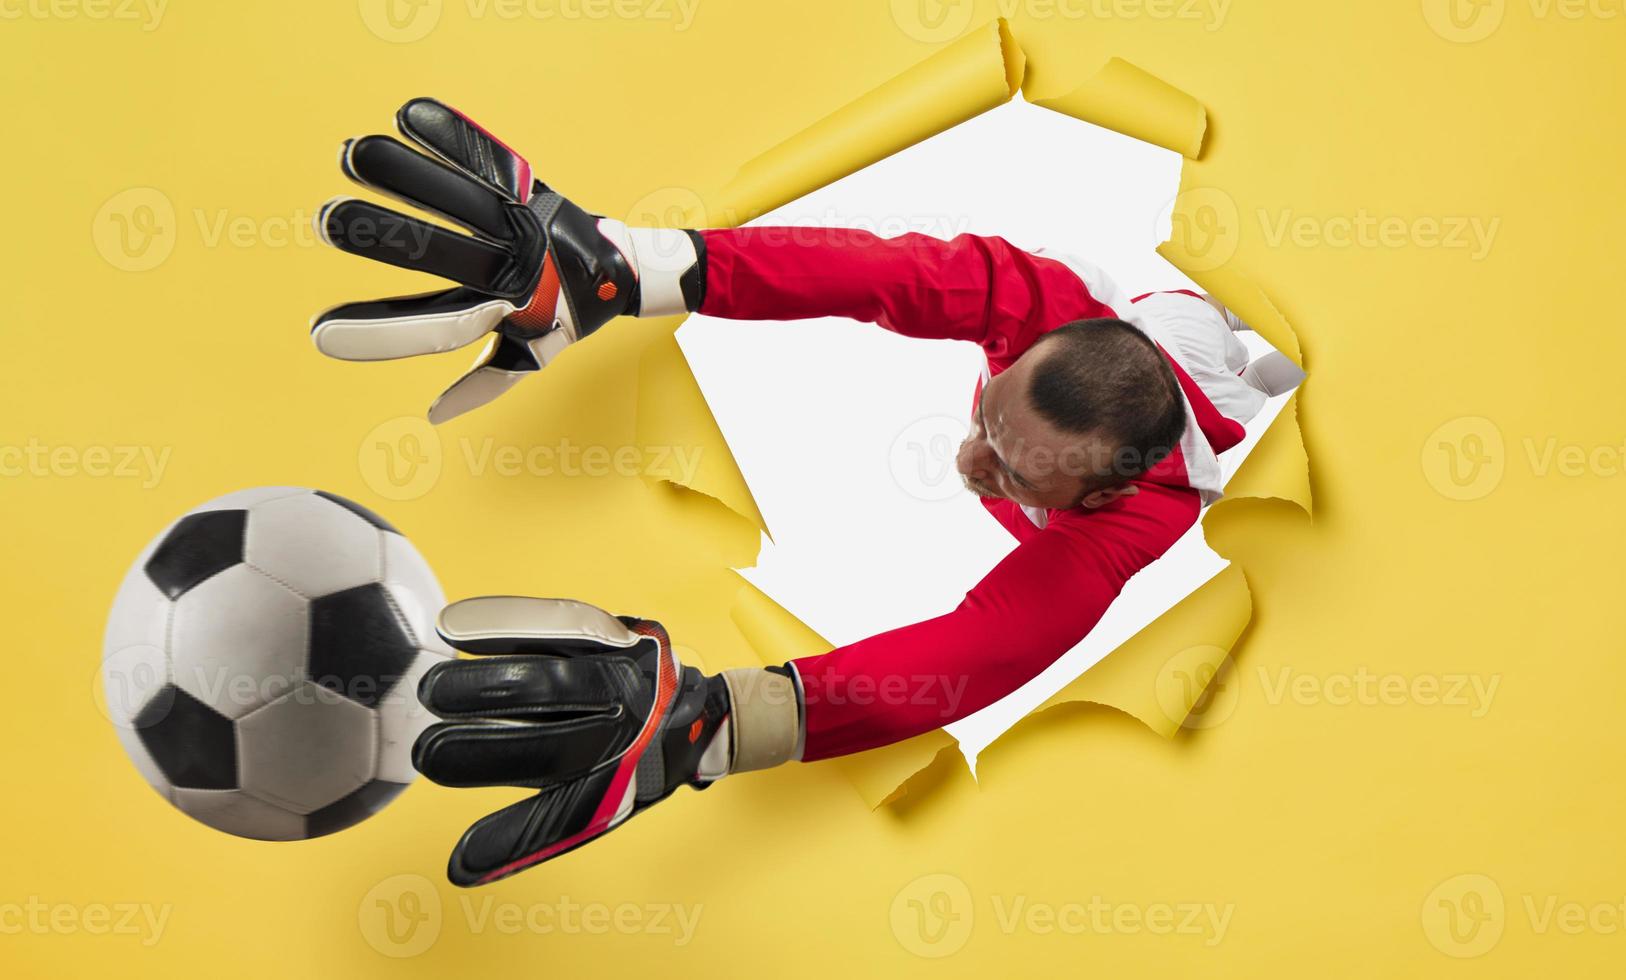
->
[955,346,1134,511]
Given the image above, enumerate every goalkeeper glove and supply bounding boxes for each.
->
[311,98,704,423]
[413,597,802,886]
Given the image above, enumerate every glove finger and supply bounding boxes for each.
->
[417,654,640,718]
[340,135,514,243]
[435,596,647,657]
[1241,349,1307,396]
[445,768,629,886]
[412,716,635,788]
[310,286,511,361]
[423,334,541,424]
[317,197,515,294]
[396,97,533,205]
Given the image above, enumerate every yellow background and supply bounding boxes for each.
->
[3,0,1623,975]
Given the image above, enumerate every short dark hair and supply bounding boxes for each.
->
[1025,318,1187,485]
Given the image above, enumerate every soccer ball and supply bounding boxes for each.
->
[101,487,453,840]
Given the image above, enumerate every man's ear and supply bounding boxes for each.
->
[1079,483,1139,509]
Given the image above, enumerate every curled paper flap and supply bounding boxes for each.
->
[1030,57,1208,159]
[635,330,766,536]
[1157,243,1312,514]
[1034,563,1252,736]
[720,20,1026,225]
[1221,394,1309,512]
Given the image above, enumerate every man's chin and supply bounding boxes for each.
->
[963,480,1002,500]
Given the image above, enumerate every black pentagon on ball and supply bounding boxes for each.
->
[134,685,237,790]
[305,779,409,838]
[144,510,247,600]
[315,490,399,534]
[309,583,419,708]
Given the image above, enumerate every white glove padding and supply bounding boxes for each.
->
[310,98,701,423]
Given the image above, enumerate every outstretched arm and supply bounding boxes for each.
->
[787,480,1200,759]
[693,227,1117,362]
[311,97,1127,421]
[412,482,1198,884]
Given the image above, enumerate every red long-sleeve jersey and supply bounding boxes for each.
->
[696,228,1246,760]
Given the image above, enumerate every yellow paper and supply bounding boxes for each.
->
[634,328,767,539]
[7,6,1615,977]
[728,578,835,662]
[1030,57,1208,158]
[1035,563,1252,735]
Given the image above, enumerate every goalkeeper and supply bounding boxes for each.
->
[312,99,1296,885]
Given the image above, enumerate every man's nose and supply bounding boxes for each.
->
[956,437,982,478]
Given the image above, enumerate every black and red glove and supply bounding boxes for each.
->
[312,98,704,422]
[413,597,802,886]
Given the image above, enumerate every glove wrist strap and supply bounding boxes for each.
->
[597,221,704,317]
[719,667,803,773]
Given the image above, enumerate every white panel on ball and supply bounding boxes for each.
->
[101,640,169,734]
[380,531,449,649]
[190,486,308,513]
[236,681,376,815]
[244,493,384,598]
[102,525,175,719]
[172,788,306,842]
[169,564,308,721]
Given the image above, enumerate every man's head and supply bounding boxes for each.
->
[956,318,1187,510]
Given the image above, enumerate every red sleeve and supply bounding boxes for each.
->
[697,228,1118,366]
[790,481,1200,761]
